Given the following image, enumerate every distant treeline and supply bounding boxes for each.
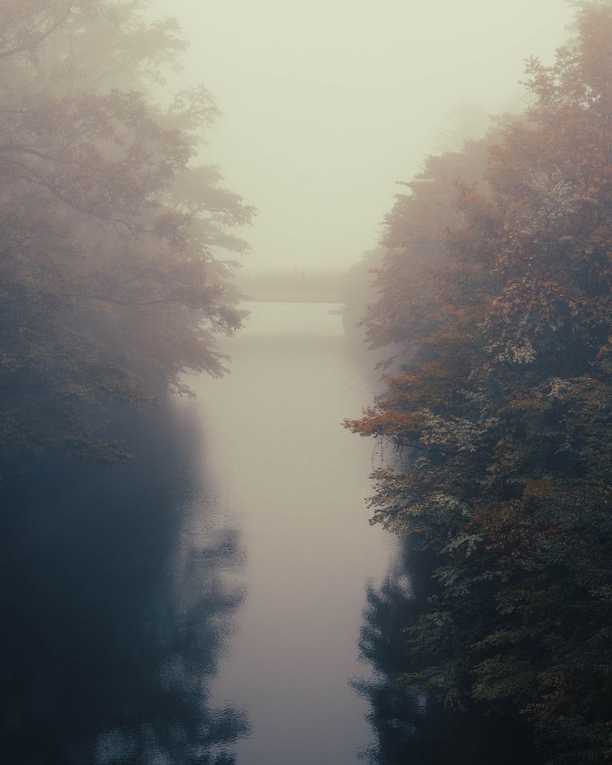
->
[0,1,252,462]
[346,4,612,763]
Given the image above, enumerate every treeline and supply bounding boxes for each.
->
[347,4,612,763]
[0,1,252,462]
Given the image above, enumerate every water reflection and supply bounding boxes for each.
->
[0,405,247,764]
[193,302,392,765]
[356,540,538,765]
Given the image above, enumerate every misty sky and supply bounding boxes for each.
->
[153,1,572,273]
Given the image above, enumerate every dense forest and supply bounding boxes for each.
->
[346,3,612,763]
[0,0,252,464]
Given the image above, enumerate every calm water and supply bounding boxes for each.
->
[191,302,392,764]
[1,301,392,764]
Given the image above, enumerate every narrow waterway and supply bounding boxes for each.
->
[1,301,392,764]
[190,301,392,765]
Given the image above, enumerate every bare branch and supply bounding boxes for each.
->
[0,3,75,62]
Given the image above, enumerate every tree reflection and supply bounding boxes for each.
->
[0,405,247,764]
[356,540,537,765]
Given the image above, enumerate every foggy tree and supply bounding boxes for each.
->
[0,1,253,458]
[347,3,612,762]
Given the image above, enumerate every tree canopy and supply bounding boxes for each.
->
[347,4,612,761]
[0,1,253,458]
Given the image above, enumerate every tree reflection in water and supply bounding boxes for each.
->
[0,405,247,764]
[356,540,538,765]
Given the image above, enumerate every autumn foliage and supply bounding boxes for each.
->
[347,4,612,762]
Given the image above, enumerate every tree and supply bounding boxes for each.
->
[346,4,612,761]
[0,1,253,459]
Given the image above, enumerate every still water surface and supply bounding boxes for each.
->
[191,302,392,764]
[2,301,392,764]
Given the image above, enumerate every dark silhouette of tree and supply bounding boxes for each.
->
[356,541,538,765]
[0,405,248,764]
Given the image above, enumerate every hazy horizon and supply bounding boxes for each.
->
[151,1,572,274]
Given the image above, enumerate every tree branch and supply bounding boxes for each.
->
[0,3,75,62]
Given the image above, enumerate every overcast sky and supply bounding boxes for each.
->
[152,0,572,273]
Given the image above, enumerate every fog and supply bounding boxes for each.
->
[4,3,611,764]
[152,0,571,272]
